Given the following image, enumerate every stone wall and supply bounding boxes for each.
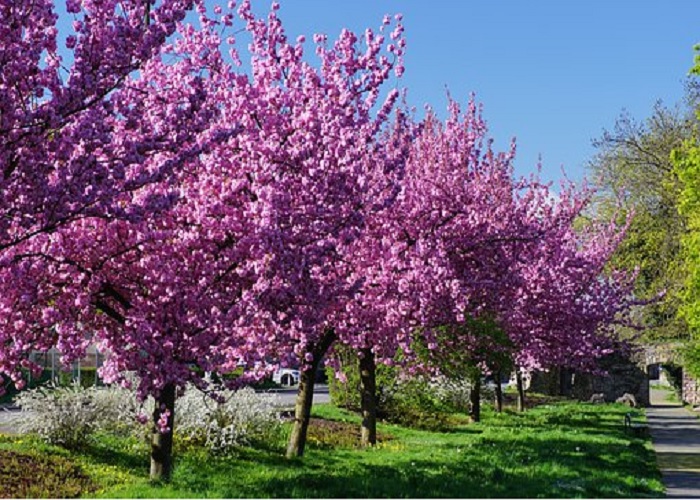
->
[529,352,650,406]
[683,371,700,406]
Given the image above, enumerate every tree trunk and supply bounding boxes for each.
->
[286,329,336,459]
[494,369,503,413]
[469,372,481,423]
[150,382,176,482]
[359,348,377,446]
[516,370,526,412]
[559,366,573,397]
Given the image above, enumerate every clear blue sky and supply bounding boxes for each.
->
[266,1,700,184]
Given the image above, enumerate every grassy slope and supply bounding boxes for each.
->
[0,400,663,498]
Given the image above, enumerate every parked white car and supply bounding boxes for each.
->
[272,368,300,386]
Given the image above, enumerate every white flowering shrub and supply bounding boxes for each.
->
[429,376,474,411]
[16,380,282,454]
[91,384,145,435]
[176,386,283,454]
[15,380,150,447]
[427,375,496,412]
[15,383,101,449]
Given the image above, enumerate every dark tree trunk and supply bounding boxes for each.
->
[559,366,573,397]
[150,382,176,481]
[286,329,336,459]
[469,372,481,422]
[359,348,377,446]
[516,370,526,412]
[494,369,503,413]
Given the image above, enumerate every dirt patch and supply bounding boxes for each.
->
[0,450,95,498]
[306,418,394,449]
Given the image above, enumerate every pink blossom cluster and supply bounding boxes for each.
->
[0,0,635,411]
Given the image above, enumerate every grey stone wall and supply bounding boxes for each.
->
[529,352,650,406]
[683,371,700,406]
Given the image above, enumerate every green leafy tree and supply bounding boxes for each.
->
[588,96,696,343]
[668,45,700,377]
[673,140,700,375]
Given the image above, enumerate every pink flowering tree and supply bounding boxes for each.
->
[220,3,408,459]
[0,0,212,257]
[1,0,264,479]
[357,100,525,416]
[2,0,638,478]
[0,0,209,389]
[2,0,408,475]
[503,198,637,409]
[323,109,416,446]
[353,97,638,423]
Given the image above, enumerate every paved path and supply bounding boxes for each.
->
[648,388,700,498]
[0,405,20,435]
[267,384,330,407]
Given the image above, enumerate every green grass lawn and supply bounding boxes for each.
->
[0,400,663,498]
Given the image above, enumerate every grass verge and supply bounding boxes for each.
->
[0,400,663,498]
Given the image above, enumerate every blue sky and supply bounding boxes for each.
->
[266,1,700,184]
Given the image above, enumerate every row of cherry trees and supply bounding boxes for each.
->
[1,0,637,480]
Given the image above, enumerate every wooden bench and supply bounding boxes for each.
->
[624,412,649,438]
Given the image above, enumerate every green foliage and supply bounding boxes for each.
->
[380,378,460,431]
[413,316,513,378]
[1,366,103,404]
[660,363,684,397]
[327,347,461,431]
[77,367,100,388]
[672,89,700,376]
[0,368,54,403]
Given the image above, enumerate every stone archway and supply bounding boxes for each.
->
[644,343,700,406]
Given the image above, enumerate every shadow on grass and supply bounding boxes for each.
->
[78,436,150,472]
[234,440,661,498]
[159,427,662,498]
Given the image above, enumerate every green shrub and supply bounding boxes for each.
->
[1,369,55,403]
[77,367,99,388]
[327,347,398,412]
[327,348,458,431]
[661,363,683,399]
[380,377,457,431]
[1,366,98,398]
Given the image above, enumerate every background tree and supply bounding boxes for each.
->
[673,141,700,376]
[672,48,700,378]
[587,96,697,343]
